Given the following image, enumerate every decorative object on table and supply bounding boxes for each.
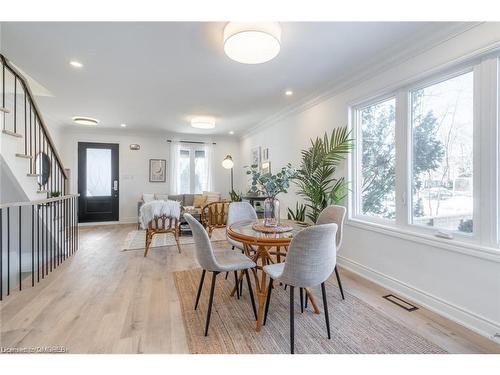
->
[250,146,261,169]
[221,154,235,193]
[149,159,166,182]
[294,127,353,222]
[129,144,141,150]
[251,222,293,233]
[287,202,306,222]
[261,160,271,174]
[246,163,296,227]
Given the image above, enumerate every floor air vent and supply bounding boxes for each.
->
[382,294,419,312]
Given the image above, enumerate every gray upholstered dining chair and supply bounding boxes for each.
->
[226,202,258,250]
[225,202,258,284]
[184,213,258,336]
[262,223,337,354]
[316,205,347,300]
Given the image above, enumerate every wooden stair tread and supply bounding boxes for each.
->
[27,173,41,177]
[37,190,49,194]
[0,107,10,113]
[2,129,23,138]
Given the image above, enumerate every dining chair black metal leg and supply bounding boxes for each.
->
[299,288,304,313]
[290,285,295,354]
[321,282,331,339]
[225,272,228,280]
[234,271,240,299]
[194,269,206,310]
[239,276,244,297]
[284,284,287,291]
[232,246,235,250]
[204,271,219,336]
[263,278,273,325]
[244,269,257,320]
[305,292,308,308]
[334,266,345,300]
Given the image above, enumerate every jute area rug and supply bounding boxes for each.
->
[174,269,447,354]
[122,228,227,251]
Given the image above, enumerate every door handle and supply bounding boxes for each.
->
[113,180,118,191]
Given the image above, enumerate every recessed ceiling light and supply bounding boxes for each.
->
[120,123,127,128]
[285,90,293,96]
[69,61,83,68]
[229,131,234,135]
[191,116,216,129]
[223,22,281,64]
[72,116,99,126]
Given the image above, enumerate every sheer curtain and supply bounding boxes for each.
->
[204,143,214,192]
[169,141,181,194]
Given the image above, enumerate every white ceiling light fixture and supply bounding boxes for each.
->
[120,123,127,128]
[285,90,293,96]
[72,116,99,126]
[69,60,83,68]
[229,130,234,135]
[223,22,281,64]
[191,116,216,129]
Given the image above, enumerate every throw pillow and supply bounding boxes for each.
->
[193,194,207,208]
[143,193,155,203]
[155,193,169,201]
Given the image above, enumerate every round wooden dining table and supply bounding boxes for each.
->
[227,219,322,332]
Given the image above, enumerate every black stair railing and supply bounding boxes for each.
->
[0,195,79,300]
[1,53,67,197]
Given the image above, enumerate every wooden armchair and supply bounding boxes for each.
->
[201,201,230,238]
[144,215,181,257]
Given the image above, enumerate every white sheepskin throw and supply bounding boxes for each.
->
[140,200,181,229]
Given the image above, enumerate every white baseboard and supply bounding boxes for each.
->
[337,256,500,344]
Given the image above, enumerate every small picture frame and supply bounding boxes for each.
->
[149,159,166,182]
[251,146,261,169]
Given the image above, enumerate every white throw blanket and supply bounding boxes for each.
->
[140,200,181,229]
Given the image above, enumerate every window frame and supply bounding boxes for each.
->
[351,93,398,226]
[349,53,500,249]
[405,67,477,240]
[177,144,208,194]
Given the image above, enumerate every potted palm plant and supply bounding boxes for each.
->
[294,127,353,223]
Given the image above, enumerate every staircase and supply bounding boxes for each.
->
[0,53,78,300]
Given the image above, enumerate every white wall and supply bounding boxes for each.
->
[238,23,500,341]
[59,128,240,224]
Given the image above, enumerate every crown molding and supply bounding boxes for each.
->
[240,22,483,139]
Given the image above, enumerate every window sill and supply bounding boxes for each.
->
[346,218,500,263]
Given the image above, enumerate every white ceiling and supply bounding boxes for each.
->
[0,22,469,136]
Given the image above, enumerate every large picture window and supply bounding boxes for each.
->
[410,72,474,233]
[351,55,500,249]
[357,97,396,220]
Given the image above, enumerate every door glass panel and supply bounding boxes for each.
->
[86,148,111,197]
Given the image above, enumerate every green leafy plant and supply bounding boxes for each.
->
[246,163,296,198]
[294,127,353,223]
[287,202,306,222]
[50,191,61,197]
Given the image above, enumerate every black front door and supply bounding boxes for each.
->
[78,142,119,222]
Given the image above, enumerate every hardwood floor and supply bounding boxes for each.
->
[1,224,499,354]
